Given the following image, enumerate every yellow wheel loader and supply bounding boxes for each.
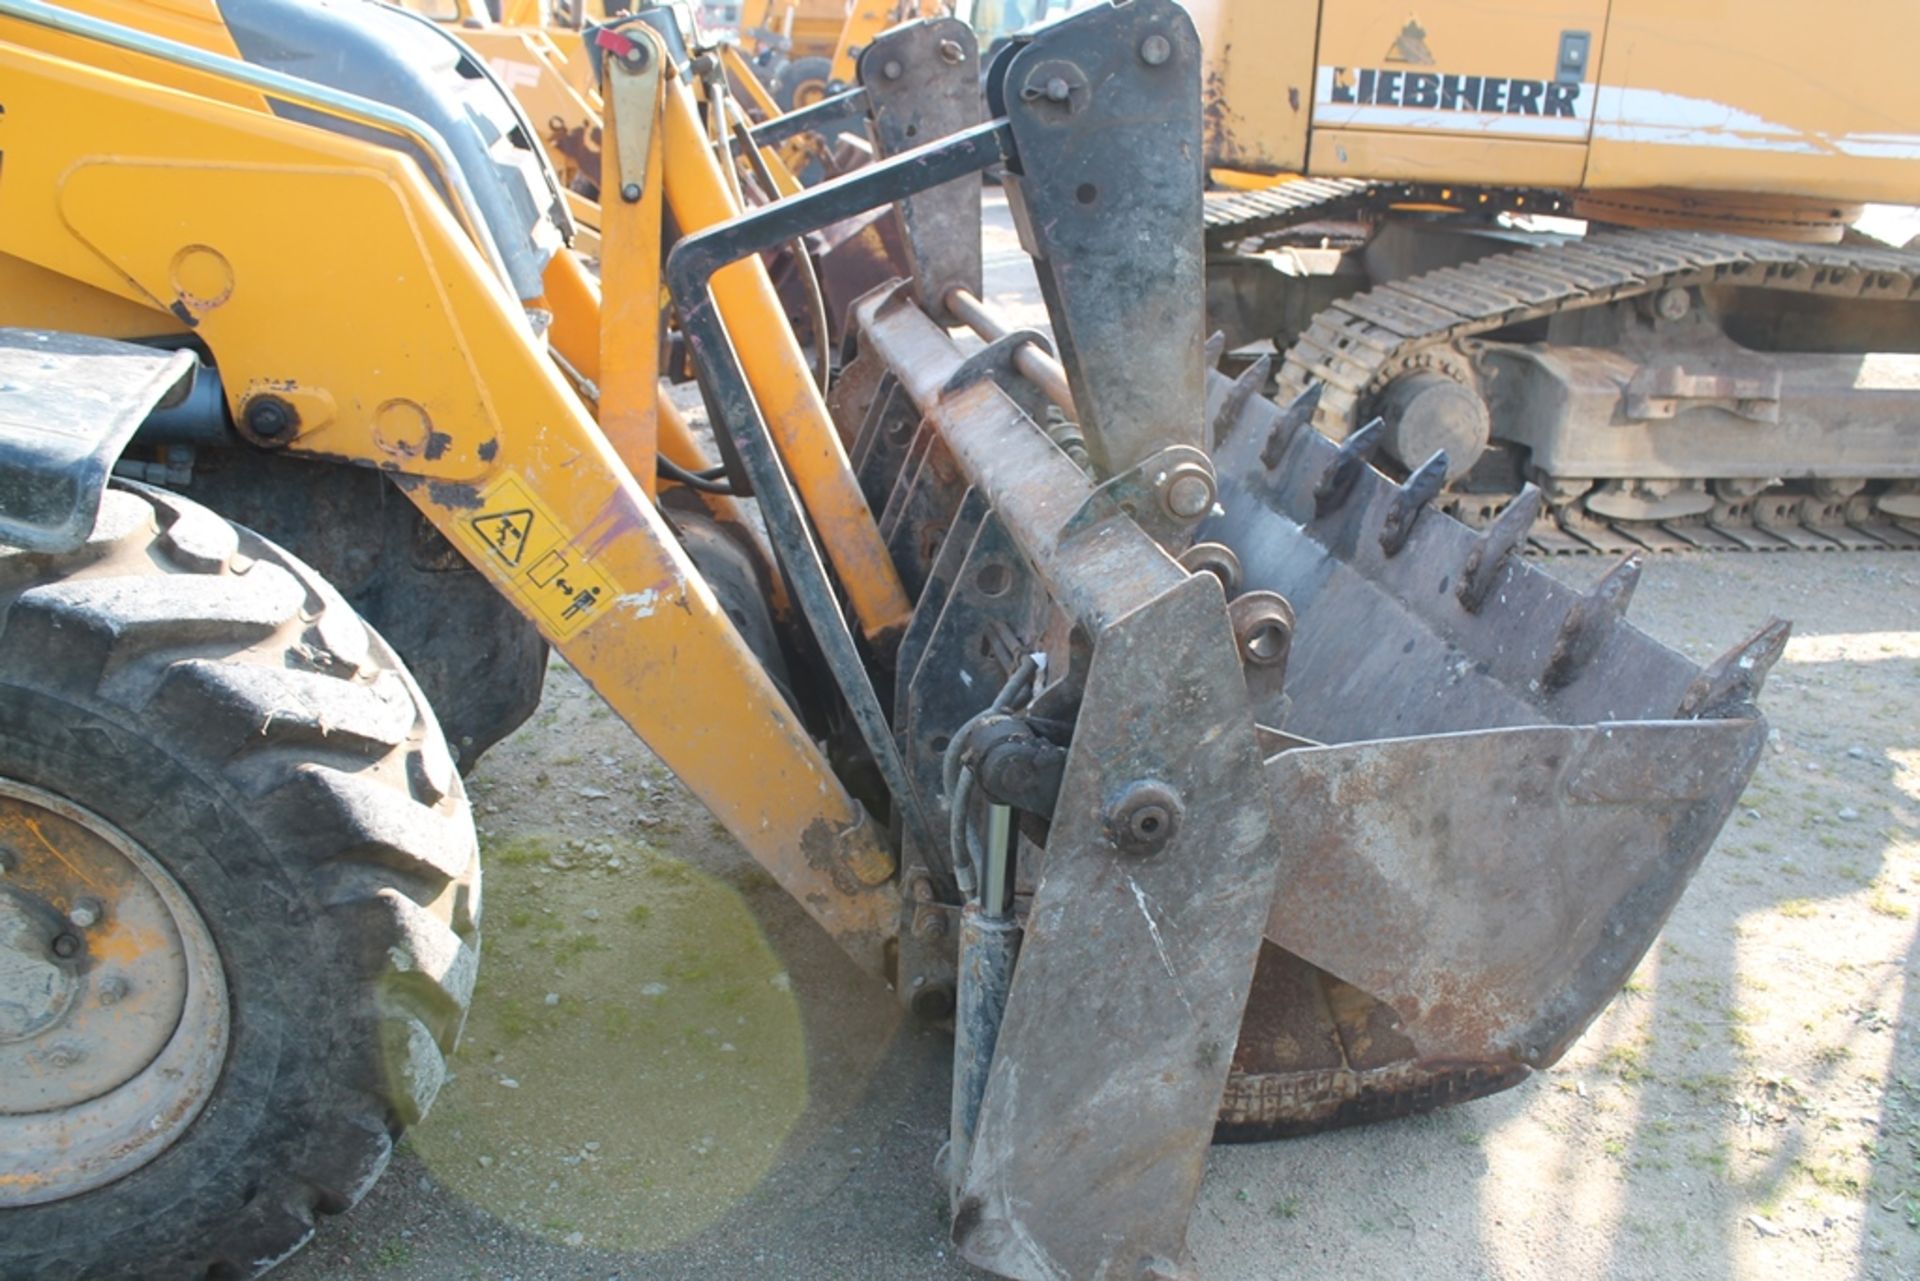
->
[1190,0,1920,554]
[0,1,1785,1277]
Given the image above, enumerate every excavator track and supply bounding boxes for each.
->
[1204,180,1571,248]
[1273,228,1920,553]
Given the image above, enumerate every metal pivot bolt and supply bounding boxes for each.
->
[1020,61,1088,113]
[242,395,296,441]
[1139,33,1172,66]
[1161,463,1215,520]
[1108,781,1184,857]
[938,38,964,64]
[882,59,903,80]
[96,976,130,1006]
[621,182,642,203]
[621,40,648,68]
[50,932,80,959]
[67,898,102,929]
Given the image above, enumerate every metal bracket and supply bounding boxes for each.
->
[596,25,665,204]
[990,0,1205,478]
[1062,443,1216,550]
[859,17,985,325]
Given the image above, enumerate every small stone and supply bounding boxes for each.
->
[1839,808,1861,822]
[583,908,601,922]
[564,1231,585,1248]
[548,853,572,871]
[583,1141,601,1152]
[1848,746,1869,760]
[1806,761,1822,773]
[545,992,561,1006]
[1745,808,1761,820]
[499,1077,520,1089]
[606,857,623,871]
[1748,1214,1783,1238]
[769,972,792,992]
[720,1042,737,1053]
[578,787,611,801]
[640,982,668,997]
[478,1155,494,1168]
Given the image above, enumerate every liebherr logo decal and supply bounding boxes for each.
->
[1328,68,1582,118]
[1314,63,1595,141]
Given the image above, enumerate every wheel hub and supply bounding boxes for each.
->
[0,780,229,1206]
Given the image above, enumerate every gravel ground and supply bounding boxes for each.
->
[276,196,1920,1281]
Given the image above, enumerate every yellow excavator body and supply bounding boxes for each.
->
[1192,0,1920,208]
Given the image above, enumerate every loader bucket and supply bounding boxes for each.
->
[661,3,1781,1275]
[1202,377,1782,1139]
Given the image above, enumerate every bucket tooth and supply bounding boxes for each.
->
[1679,617,1793,719]
[1203,329,1226,370]
[1457,485,1544,614]
[1310,415,1383,517]
[1377,450,1449,558]
[1260,380,1323,468]
[1212,354,1270,451]
[1541,554,1642,691]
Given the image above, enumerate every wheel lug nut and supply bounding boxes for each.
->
[51,932,81,959]
[97,975,130,1005]
[45,1043,84,1069]
[68,898,103,929]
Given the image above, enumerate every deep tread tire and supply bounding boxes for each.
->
[771,54,834,111]
[0,485,479,1280]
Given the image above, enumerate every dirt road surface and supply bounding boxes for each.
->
[277,197,1920,1281]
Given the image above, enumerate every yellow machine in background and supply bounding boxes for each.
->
[740,0,945,107]
[0,1,1788,1278]
[1187,0,1920,551]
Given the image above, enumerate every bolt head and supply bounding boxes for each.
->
[1109,781,1184,857]
[938,38,964,65]
[1045,76,1071,102]
[1139,33,1172,66]
[243,396,295,440]
[97,975,130,1006]
[882,59,903,80]
[51,932,80,960]
[1164,472,1213,520]
[620,182,642,203]
[621,41,648,67]
[45,1044,83,1070]
[67,899,101,929]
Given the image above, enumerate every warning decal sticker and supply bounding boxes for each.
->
[456,474,614,641]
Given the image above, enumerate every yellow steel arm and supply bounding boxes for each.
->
[0,29,899,969]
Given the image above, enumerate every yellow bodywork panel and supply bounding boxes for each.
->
[1584,0,1920,202]
[1187,0,1316,176]
[1193,0,1920,205]
[0,36,899,969]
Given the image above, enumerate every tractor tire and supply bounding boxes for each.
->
[771,54,834,111]
[0,485,479,1280]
